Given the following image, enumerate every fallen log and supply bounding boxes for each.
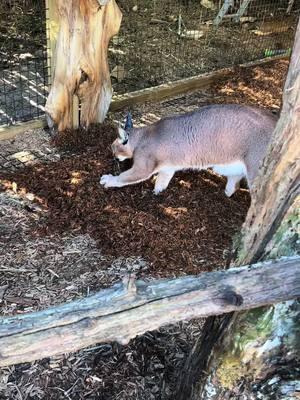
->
[0,256,299,367]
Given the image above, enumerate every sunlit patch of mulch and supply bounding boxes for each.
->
[210,58,288,111]
[0,121,250,278]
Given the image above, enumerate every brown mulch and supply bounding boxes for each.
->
[0,59,289,400]
[0,121,250,278]
[210,59,287,110]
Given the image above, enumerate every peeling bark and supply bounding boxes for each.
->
[202,301,300,400]
[45,0,122,131]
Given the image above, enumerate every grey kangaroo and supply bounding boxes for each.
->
[100,104,277,196]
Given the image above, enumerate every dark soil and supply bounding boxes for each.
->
[0,121,250,278]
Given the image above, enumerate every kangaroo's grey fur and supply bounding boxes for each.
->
[100,104,277,196]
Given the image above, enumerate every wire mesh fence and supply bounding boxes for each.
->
[0,0,49,127]
[0,0,299,127]
[111,0,299,93]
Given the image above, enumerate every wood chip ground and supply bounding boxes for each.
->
[0,59,288,400]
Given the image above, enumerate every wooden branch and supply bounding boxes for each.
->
[0,119,46,141]
[110,68,232,111]
[0,257,299,367]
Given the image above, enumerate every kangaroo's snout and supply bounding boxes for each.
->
[111,138,133,161]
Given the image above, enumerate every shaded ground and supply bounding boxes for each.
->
[0,121,250,278]
[0,59,289,400]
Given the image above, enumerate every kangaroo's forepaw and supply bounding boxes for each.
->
[100,174,118,188]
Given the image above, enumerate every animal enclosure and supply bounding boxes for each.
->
[0,1,299,399]
[0,0,299,127]
[0,58,298,400]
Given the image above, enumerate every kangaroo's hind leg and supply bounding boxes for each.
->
[225,175,244,197]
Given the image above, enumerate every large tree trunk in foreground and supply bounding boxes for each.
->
[199,204,300,400]
[45,0,122,131]
[176,19,300,400]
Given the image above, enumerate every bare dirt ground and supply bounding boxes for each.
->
[0,59,288,400]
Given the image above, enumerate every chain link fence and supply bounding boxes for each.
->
[0,0,299,127]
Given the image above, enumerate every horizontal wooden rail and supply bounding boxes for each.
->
[109,68,232,111]
[0,256,299,367]
[0,119,47,141]
[0,54,289,141]
[109,54,289,111]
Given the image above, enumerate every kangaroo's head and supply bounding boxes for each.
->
[111,127,134,161]
[111,112,134,161]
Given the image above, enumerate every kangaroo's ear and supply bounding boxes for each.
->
[124,111,133,130]
[118,127,129,145]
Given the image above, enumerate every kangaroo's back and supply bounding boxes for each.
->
[146,104,276,174]
[101,104,277,196]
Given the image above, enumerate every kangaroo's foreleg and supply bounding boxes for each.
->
[100,160,155,189]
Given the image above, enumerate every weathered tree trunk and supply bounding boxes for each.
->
[176,18,300,400]
[200,204,300,400]
[45,0,122,131]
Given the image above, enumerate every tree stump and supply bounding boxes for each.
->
[45,0,122,131]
